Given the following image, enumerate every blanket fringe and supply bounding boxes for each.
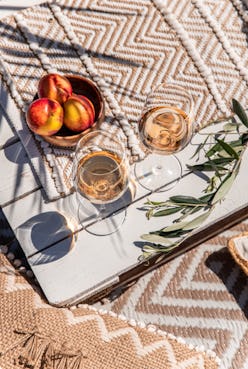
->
[0,328,87,369]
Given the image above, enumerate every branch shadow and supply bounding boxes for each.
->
[205,247,248,319]
[0,0,150,209]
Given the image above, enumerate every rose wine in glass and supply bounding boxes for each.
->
[73,130,130,235]
[135,83,194,191]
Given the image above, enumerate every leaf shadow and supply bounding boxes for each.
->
[205,247,248,319]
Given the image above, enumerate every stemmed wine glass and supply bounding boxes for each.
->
[135,83,194,191]
[72,130,130,235]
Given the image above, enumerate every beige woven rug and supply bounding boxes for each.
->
[1,208,248,369]
[1,0,248,200]
[0,253,219,369]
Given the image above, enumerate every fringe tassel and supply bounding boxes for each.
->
[0,328,87,369]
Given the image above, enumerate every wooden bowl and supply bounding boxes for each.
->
[40,75,105,147]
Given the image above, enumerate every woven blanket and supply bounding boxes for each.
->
[0,253,219,369]
[1,209,248,369]
[1,0,248,200]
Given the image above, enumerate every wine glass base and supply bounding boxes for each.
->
[134,153,182,192]
[85,208,127,236]
[75,182,136,236]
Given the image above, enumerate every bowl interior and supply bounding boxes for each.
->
[54,75,104,138]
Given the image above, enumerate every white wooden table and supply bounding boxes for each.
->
[1,0,248,307]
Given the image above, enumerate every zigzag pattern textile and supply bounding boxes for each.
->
[1,0,248,199]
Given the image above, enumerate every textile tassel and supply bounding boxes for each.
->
[14,329,51,368]
[0,329,87,369]
[51,346,87,369]
[0,329,54,369]
[41,342,57,369]
[69,351,87,369]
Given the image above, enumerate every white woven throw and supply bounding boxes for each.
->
[1,0,248,200]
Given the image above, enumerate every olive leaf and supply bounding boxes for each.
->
[223,122,240,132]
[140,234,175,245]
[181,209,212,231]
[232,99,248,128]
[216,138,239,160]
[211,170,237,205]
[152,207,182,217]
[160,220,189,233]
[169,195,208,206]
[139,99,248,259]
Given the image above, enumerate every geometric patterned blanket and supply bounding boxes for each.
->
[105,220,248,369]
[0,253,219,369]
[1,0,248,200]
[1,210,248,369]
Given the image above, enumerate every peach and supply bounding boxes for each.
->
[26,98,64,136]
[63,94,95,132]
[38,73,72,104]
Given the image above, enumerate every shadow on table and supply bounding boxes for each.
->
[16,211,76,265]
[205,247,248,319]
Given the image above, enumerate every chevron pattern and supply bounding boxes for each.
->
[0,254,218,369]
[99,221,248,369]
[1,0,248,198]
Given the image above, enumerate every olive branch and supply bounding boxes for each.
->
[140,99,248,259]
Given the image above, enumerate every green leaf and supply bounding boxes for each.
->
[216,139,239,160]
[187,163,229,172]
[160,221,189,232]
[206,142,222,158]
[140,234,175,245]
[199,193,214,203]
[153,207,182,217]
[208,157,236,165]
[223,122,240,132]
[158,229,190,238]
[212,170,238,205]
[169,195,208,206]
[146,208,155,220]
[182,209,212,231]
[188,157,235,174]
[218,146,243,158]
[232,99,248,128]
[145,199,167,206]
[177,205,203,222]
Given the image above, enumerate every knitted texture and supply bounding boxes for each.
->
[0,254,219,369]
[1,0,248,199]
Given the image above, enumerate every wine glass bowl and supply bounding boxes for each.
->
[74,135,128,204]
[72,130,130,235]
[139,83,194,154]
[135,83,194,191]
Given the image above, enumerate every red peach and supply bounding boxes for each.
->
[63,95,95,132]
[26,98,64,136]
[38,73,72,104]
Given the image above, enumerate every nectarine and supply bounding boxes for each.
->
[26,98,64,136]
[38,73,72,105]
[63,95,95,132]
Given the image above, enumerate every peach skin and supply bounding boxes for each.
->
[26,98,64,136]
[63,95,95,132]
[38,73,72,105]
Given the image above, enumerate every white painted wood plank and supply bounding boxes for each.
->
[26,146,248,305]
[3,145,248,305]
[0,104,18,148]
[0,141,40,206]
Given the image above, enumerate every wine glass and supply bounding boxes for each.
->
[72,130,130,235]
[135,83,194,191]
